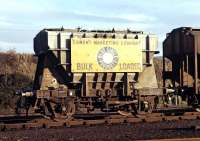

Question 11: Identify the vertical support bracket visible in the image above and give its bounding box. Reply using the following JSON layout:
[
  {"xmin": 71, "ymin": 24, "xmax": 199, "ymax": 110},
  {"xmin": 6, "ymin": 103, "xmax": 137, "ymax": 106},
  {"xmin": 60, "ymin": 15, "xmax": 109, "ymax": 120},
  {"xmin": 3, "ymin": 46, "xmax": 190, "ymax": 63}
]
[
  {"xmin": 124, "ymin": 72, "xmax": 129, "ymax": 96},
  {"xmin": 82, "ymin": 73, "xmax": 88, "ymax": 96},
  {"xmin": 194, "ymin": 36, "xmax": 198, "ymax": 94},
  {"xmin": 146, "ymin": 35, "xmax": 150, "ymax": 64}
]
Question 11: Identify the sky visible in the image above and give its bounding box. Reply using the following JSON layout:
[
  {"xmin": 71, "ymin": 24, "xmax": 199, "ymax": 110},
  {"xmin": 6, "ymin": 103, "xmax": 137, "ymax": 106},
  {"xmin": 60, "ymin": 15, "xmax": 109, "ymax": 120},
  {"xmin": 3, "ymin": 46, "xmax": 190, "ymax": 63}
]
[{"xmin": 0, "ymin": 0, "xmax": 200, "ymax": 55}]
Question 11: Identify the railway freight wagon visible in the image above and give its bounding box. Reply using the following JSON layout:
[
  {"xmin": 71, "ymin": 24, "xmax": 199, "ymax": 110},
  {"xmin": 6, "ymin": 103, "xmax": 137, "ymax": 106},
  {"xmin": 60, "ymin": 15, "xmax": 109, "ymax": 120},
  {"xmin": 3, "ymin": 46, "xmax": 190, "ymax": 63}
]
[
  {"xmin": 163, "ymin": 27, "xmax": 200, "ymax": 107},
  {"xmin": 24, "ymin": 28, "xmax": 161, "ymax": 118}
]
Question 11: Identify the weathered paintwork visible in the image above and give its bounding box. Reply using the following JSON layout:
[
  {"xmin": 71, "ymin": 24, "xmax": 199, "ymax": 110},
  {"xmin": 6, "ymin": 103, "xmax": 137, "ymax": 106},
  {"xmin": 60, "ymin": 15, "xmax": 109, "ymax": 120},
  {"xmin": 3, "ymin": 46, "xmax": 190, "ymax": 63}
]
[
  {"xmin": 71, "ymin": 38, "xmax": 142, "ymax": 72},
  {"xmin": 163, "ymin": 27, "xmax": 200, "ymax": 95},
  {"xmin": 33, "ymin": 28, "xmax": 158, "ymax": 97}
]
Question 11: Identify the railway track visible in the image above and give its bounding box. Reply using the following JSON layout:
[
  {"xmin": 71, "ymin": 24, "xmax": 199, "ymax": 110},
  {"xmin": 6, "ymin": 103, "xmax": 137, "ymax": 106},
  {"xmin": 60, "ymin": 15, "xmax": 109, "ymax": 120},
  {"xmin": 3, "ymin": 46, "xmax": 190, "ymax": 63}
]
[
  {"xmin": 140, "ymin": 138, "xmax": 200, "ymax": 141},
  {"xmin": 0, "ymin": 114, "xmax": 43, "ymax": 124},
  {"xmin": 1, "ymin": 111, "xmax": 200, "ymax": 131}
]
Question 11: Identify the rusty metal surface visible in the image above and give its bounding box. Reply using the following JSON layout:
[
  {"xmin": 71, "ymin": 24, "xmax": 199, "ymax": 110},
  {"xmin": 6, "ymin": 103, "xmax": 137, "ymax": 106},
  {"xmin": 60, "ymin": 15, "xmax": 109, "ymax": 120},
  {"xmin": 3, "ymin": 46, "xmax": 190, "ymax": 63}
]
[
  {"xmin": 1, "ymin": 112, "xmax": 200, "ymax": 131},
  {"xmin": 33, "ymin": 28, "xmax": 158, "ymax": 97},
  {"xmin": 28, "ymin": 28, "xmax": 161, "ymax": 119},
  {"xmin": 163, "ymin": 27, "xmax": 200, "ymax": 95}
]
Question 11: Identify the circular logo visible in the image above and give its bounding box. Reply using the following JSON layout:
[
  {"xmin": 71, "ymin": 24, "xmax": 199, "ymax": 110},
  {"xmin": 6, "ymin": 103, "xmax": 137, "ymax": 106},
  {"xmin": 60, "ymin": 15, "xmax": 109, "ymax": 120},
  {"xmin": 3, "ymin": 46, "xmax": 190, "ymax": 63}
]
[{"xmin": 97, "ymin": 47, "xmax": 119, "ymax": 69}]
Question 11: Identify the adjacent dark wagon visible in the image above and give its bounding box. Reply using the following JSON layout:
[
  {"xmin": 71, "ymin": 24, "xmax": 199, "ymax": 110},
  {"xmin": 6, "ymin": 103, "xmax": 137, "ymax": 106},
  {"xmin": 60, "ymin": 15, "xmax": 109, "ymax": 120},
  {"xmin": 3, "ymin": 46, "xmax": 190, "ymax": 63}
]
[{"xmin": 163, "ymin": 27, "xmax": 200, "ymax": 107}]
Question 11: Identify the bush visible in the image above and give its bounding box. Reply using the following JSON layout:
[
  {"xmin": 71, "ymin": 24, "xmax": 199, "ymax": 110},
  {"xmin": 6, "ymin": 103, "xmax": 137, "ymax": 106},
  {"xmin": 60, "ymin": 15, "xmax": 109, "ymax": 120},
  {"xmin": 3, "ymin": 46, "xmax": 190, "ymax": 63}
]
[{"xmin": 0, "ymin": 51, "xmax": 37, "ymax": 113}]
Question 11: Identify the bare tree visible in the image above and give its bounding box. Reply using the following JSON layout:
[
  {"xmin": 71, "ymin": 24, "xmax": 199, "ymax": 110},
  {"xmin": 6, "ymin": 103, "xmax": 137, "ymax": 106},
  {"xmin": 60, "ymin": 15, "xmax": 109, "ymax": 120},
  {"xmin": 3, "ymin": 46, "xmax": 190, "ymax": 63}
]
[{"xmin": 0, "ymin": 50, "xmax": 17, "ymax": 85}]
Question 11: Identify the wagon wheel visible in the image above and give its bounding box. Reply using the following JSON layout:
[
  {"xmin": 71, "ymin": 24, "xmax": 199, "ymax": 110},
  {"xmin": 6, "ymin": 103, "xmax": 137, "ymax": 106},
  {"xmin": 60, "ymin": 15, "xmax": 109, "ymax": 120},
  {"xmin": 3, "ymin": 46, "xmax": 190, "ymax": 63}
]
[
  {"xmin": 65, "ymin": 100, "xmax": 76, "ymax": 119},
  {"xmin": 117, "ymin": 104, "xmax": 137, "ymax": 117},
  {"xmin": 37, "ymin": 97, "xmax": 76, "ymax": 120},
  {"xmin": 117, "ymin": 110, "xmax": 132, "ymax": 116},
  {"xmin": 147, "ymin": 102, "xmax": 153, "ymax": 113},
  {"xmin": 52, "ymin": 98, "xmax": 76, "ymax": 120},
  {"xmin": 15, "ymin": 96, "xmax": 32, "ymax": 117},
  {"xmin": 145, "ymin": 97, "xmax": 156, "ymax": 114}
]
